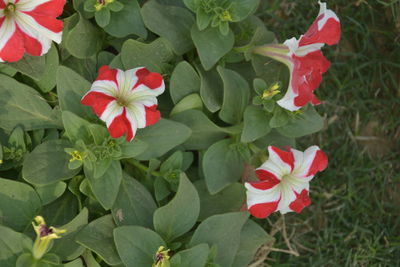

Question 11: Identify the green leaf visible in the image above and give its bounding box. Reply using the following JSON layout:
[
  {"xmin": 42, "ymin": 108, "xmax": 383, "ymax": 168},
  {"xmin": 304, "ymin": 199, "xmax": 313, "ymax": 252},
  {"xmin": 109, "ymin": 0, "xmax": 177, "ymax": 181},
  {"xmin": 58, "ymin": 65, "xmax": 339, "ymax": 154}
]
[
  {"xmin": 65, "ymin": 15, "xmax": 103, "ymax": 59},
  {"xmin": 63, "ymin": 258, "xmax": 84, "ymax": 267},
  {"xmin": 141, "ymin": 0, "xmax": 194, "ymax": 55},
  {"xmin": 50, "ymin": 208, "xmax": 89, "ymax": 261},
  {"xmin": 76, "ymin": 215, "xmax": 122, "ymax": 266},
  {"xmin": 269, "ymin": 107, "xmax": 290, "ymax": 128},
  {"xmin": 6, "ymin": 54, "xmax": 46, "ymax": 80},
  {"xmin": 35, "ymin": 182, "xmax": 67, "ymax": 205},
  {"xmin": 104, "ymin": 0, "xmax": 147, "ymax": 38},
  {"xmin": 41, "ymin": 191, "xmax": 78, "ymax": 226},
  {"xmin": 118, "ymin": 138, "xmax": 148, "ymax": 159},
  {"xmin": 277, "ymin": 106, "xmax": 324, "ymax": 138},
  {"xmin": 95, "ymin": 8, "xmax": 111, "ymax": 27},
  {"xmin": 232, "ymin": 220, "xmax": 274, "ymax": 267},
  {"xmin": 189, "ymin": 212, "xmax": 249, "ymax": 267},
  {"xmin": 135, "ymin": 119, "xmax": 191, "ymax": 160},
  {"xmin": 56, "ymin": 66, "xmax": 96, "ymax": 120},
  {"xmin": 196, "ymin": 7, "xmax": 212, "ymax": 30},
  {"xmin": 62, "ymin": 111, "xmax": 92, "ymax": 144},
  {"xmin": 170, "ymin": 93, "xmax": 203, "ymax": 116},
  {"xmin": 112, "ymin": 173, "xmax": 157, "ymax": 228},
  {"xmin": 241, "ymin": 105, "xmax": 271, "ymax": 142},
  {"xmin": 203, "ymin": 139, "xmax": 245, "ymax": 194},
  {"xmin": 191, "ymin": 26, "xmax": 234, "ymax": 70},
  {"xmin": 114, "ymin": 226, "xmax": 165, "ymax": 267},
  {"xmin": 171, "ymin": 109, "xmax": 226, "ymax": 150},
  {"xmin": 0, "ymin": 225, "xmax": 32, "ymax": 267},
  {"xmin": 194, "ymin": 181, "xmax": 246, "ymax": 221},
  {"xmin": 254, "ymin": 129, "xmax": 295, "ymax": 149},
  {"xmin": 0, "ymin": 63, "xmax": 17, "ymax": 76},
  {"xmin": 120, "ymin": 38, "xmax": 174, "ymax": 73},
  {"xmin": 34, "ymin": 45, "xmax": 59, "ymax": 92},
  {"xmin": 170, "ymin": 244, "xmax": 209, "ymax": 267},
  {"xmin": 154, "ymin": 174, "xmax": 200, "ymax": 242},
  {"xmin": 86, "ymin": 160, "xmax": 122, "ymax": 210},
  {"xmin": 22, "ymin": 140, "xmax": 80, "ymax": 185},
  {"xmin": 0, "ymin": 74, "xmax": 61, "ymax": 131},
  {"xmin": 183, "ymin": 0, "xmax": 197, "ymax": 12},
  {"xmin": 0, "ymin": 178, "xmax": 41, "ymax": 232},
  {"xmin": 217, "ymin": 66, "xmax": 250, "ymax": 124},
  {"xmin": 170, "ymin": 61, "xmax": 200, "ymax": 104},
  {"xmin": 197, "ymin": 66, "xmax": 223, "ymax": 112},
  {"xmin": 229, "ymin": 0, "xmax": 260, "ymax": 22}
]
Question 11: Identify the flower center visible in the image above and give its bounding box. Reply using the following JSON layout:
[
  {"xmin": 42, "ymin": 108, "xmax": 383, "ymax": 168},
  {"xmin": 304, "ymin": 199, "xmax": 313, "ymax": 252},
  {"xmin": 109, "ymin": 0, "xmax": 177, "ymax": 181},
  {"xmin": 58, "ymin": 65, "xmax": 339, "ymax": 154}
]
[
  {"xmin": 4, "ymin": 3, "xmax": 16, "ymax": 17},
  {"xmin": 39, "ymin": 225, "xmax": 53, "ymax": 237},
  {"xmin": 116, "ymin": 97, "xmax": 129, "ymax": 107}
]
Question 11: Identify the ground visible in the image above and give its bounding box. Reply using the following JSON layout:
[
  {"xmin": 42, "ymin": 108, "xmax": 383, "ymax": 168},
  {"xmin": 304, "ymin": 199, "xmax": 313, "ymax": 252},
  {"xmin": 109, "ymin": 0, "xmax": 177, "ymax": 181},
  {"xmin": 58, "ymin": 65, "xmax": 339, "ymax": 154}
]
[{"xmin": 254, "ymin": 1, "xmax": 400, "ymax": 266}]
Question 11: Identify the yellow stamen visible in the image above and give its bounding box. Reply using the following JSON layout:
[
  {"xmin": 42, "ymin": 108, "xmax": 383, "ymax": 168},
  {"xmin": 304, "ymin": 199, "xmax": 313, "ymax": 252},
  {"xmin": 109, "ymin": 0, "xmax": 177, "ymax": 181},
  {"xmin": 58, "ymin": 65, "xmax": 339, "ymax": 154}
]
[{"xmin": 262, "ymin": 82, "xmax": 281, "ymax": 99}]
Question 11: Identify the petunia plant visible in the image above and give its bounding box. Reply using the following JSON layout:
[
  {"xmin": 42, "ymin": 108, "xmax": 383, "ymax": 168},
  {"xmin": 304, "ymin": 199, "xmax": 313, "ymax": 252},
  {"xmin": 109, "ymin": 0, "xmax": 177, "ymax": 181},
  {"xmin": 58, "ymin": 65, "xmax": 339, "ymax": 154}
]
[{"xmin": 0, "ymin": 1, "xmax": 340, "ymax": 267}]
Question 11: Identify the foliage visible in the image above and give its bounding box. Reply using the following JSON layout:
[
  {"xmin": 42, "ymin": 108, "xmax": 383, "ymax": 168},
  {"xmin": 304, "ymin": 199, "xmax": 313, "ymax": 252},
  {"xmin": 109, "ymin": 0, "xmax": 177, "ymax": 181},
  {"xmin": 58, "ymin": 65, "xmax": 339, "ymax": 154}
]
[{"xmin": 0, "ymin": 0, "xmax": 337, "ymax": 266}]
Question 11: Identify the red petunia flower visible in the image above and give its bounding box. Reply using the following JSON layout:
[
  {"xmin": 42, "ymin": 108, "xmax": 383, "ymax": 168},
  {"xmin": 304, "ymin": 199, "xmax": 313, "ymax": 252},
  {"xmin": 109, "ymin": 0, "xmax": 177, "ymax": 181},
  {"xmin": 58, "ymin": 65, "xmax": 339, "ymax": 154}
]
[
  {"xmin": 81, "ymin": 66, "xmax": 165, "ymax": 142},
  {"xmin": 0, "ymin": 0, "xmax": 65, "ymax": 62},
  {"xmin": 245, "ymin": 146, "xmax": 328, "ymax": 218},
  {"xmin": 253, "ymin": 2, "xmax": 340, "ymax": 111}
]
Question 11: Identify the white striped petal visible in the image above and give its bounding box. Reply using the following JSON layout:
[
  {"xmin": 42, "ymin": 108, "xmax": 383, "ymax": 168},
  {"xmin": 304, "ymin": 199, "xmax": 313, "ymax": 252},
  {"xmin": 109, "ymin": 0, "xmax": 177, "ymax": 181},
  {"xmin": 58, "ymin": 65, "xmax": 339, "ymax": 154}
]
[
  {"xmin": 16, "ymin": 0, "xmax": 52, "ymax": 12},
  {"xmin": 90, "ymin": 80, "xmax": 119, "ymax": 97},
  {"xmin": 245, "ymin": 183, "xmax": 281, "ymax": 208},
  {"xmin": 0, "ymin": 18, "xmax": 16, "ymax": 51},
  {"xmin": 125, "ymin": 104, "xmax": 146, "ymax": 129},
  {"xmin": 100, "ymin": 101, "xmax": 123, "ymax": 127}
]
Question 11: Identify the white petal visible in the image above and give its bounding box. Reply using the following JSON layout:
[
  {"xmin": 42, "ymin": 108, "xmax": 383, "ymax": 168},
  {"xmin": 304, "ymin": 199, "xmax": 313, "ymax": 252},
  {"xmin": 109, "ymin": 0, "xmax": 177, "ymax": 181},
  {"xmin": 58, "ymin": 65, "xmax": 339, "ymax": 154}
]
[
  {"xmin": 294, "ymin": 146, "xmax": 321, "ymax": 178},
  {"xmin": 0, "ymin": 18, "xmax": 16, "ymax": 51},
  {"xmin": 116, "ymin": 68, "xmax": 137, "ymax": 97},
  {"xmin": 267, "ymin": 146, "xmax": 293, "ymax": 174},
  {"xmin": 90, "ymin": 80, "xmax": 119, "ymax": 97},
  {"xmin": 16, "ymin": 0, "xmax": 52, "ymax": 11},
  {"xmin": 100, "ymin": 101, "xmax": 123, "ymax": 127},
  {"xmin": 125, "ymin": 103, "xmax": 146, "ymax": 129},
  {"xmin": 245, "ymin": 182, "xmax": 281, "ymax": 208}
]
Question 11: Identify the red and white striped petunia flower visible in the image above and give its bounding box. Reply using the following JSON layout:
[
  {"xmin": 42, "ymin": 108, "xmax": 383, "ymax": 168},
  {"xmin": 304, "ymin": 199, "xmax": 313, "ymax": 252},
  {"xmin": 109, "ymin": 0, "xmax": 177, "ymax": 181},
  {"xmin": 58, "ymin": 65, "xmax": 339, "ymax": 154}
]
[
  {"xmin": 245, "ymin": 146, "xmax": 328, "ymax": 218},
  {"xmin": 0, "ymin": 0, "xmax": 65, "ymax": 62},
  {"xmin": 253, "ymin": 1, "xmax": 340, "ymax": 111},
  {"xmin": 81, "ymin": 65, "xmax": 165, "ymax": 142}
]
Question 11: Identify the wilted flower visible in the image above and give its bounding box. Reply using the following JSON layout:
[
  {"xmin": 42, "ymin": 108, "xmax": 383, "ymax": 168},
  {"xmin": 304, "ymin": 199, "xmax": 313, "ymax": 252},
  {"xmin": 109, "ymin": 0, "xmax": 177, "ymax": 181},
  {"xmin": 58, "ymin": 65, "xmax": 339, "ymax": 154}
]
[
  {"xmin": 32, "ymin": 216, "xmax": 66, "ymax": 259},
  {"xmin": 245, "ymin": 146, "xmax": 328, "ymax": 218},
  {"xmin": 152, "ymin": 246, "xmax": 170, "ymax": 267},
  {"xmin": 0, "ymin": 0, "xmax": 65, "ymax": 62},
  {"xmin": 253, "ymin": 2, "xmax": 340, "ymax": 111},
  {"xmin": 81, "ymin": 65, "xmax": 165, "ymax": 141}
]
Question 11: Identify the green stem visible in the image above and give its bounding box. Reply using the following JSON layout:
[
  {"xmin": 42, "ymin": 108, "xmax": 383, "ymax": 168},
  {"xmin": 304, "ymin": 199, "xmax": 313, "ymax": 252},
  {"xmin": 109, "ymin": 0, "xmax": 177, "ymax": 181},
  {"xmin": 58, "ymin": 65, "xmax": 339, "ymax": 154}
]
[{"xmin": 126, "ymin": 159, "xmax": 161, "ymax": 177}]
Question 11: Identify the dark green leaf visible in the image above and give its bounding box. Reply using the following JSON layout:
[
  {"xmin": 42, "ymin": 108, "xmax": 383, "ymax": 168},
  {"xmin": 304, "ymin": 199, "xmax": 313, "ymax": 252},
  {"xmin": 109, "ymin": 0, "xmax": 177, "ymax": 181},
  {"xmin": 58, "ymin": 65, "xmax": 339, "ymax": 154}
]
[
  {"xmin": 6, "ymin": 54, "xmax": 46, "ymax": 80},
  {"xmin": 35, "ymin": 182, "xmax": 67, "ymax": 205},
  {"xmin": 217, "ymin": 66, "xmax": 250, "ymax": 124},
  {"xmin": 203, "ymin": 139, "xmax": 245, "ymax": 194},
  {"xmin": 189, "ymin": 212, "xmax": 249, "ymax": 267},
  {"xmin": 241, "ymin": 105, "xmax": 271, "ymax": 142},
  {"xmin": 197, "ymin": 66, "xmax": 223, "ymax": 112},
  {"xmin": 191, "ymin": 26, "xmax": 234, "ymax": 70},
  {"xmin": 76, "ymin": 215, "xmax": 122, "ymax": 266},
  {"xmin": 23, "ymin": 140, "xmax": 80, "ymax": 185},
  {"xmin": 154, "ymin": 174, "xmax": 200, "ymax": 242},
  {"xmin": 112, "ymin": 173, "xmax": 157, "ymax": 228},
  {"xmin": 229, "ymin": 0, "xmax": 260, "ymax": 22},
  {"xmin": 0, "ymin": 178, "xmax": 41, "ymax": 231},
  {"xmin": 0, "ymin": 225, "xmax": 31, "ymax": 267},
  {"xmin": 35, "ymin": 45, "xmax": 59, "ymax": 92},
  {"xmin": 170, "ymin": 93, "xmax": 203, "ymax": 116},
  {"xmin": 0, "ymin": 74, "xmax": 61, "ymax": 131},
  {"xmin": 141, "ymin": 0, "xmax": 194, "ymax": 55},
  {"xmin": 170, "ymin": 244, "xmax": 209, "ymax": 267},
  {"xmin": 95, "ymin": 8, "xmax": 111, "ymax": 27},
  {"xmin": 170, "ymin": 61, "xmax": 200, "ymax": 104},
  {"xmin": 114, "ymin": 226, "xmax": 165, "ymax": 267}
]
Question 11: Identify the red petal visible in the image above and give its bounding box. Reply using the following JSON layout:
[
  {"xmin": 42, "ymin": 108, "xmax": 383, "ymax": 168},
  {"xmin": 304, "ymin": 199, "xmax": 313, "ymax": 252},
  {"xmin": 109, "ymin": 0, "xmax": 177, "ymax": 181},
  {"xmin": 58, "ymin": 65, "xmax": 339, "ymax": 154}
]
[
  {"xmin": 306, "ymin": 150, "xmax": 328, "ymax": 176},
  {"xmin": 289, "ymin": 189, "xmax": 311, "ymax": 213},
  {"xmin": 108, "ymin": 109, "xmax": 135, "ymax": 141},
  {"xmin": 248, "ymin": 201, "xmax": 279, "ymax": 218},
  {"xmin": 96, "ymin": 65, "xmax": 118, "ymax": 85},
  {"xmin": 0, "ymin": 1, "xmax": 5, "ymax": 8},
  {"xmin": 144, "ymin": 105, "xmax": 160, "ymax": 126},
  {"xmin": 270, "ymin": 146, "xmax": 295, "ymax": 171},
  {"xmin": 133, "ymin": 68, "xmax": 163, "ymax": 90},
  {"xmin": 81, "ymin": 91, "xmax": 116, "ymax": 117},
  {"xmin": 23, "ymin": 13, "xmax": 63, "ymax": 33},
  {"xmin": 25, "ymin": 0, "xmax": 66, "ymax": 17},
  {"xmin": 20, "ymin": 28, "xmax": 42, "ymax": 56},
  {"xmin": 254, "ymin": 169, "xmax": 281, "ymax": 189},
  {"xmin": 299, "ymin": 15, "xmax": 341, "ymax": 47},
  {"xmin": 0, "ymin": 29, "xmax": 24, "ymax": 62}
]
